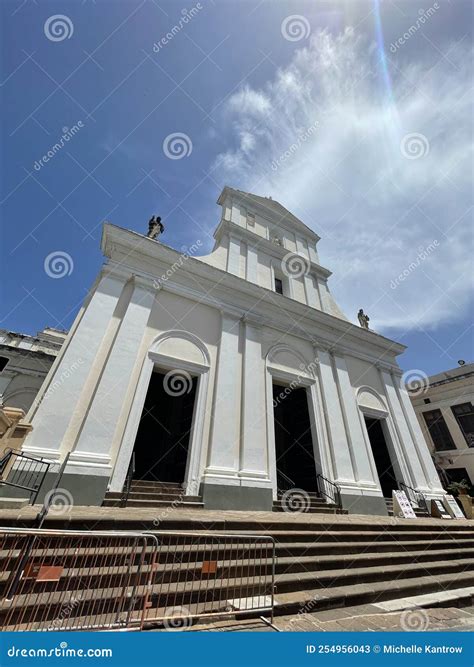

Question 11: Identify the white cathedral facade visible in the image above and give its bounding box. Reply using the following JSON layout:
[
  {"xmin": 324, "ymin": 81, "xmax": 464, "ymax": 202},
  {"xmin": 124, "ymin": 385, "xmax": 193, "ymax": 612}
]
[{"xmin": 22, "ymin": 187, "xmax": 445, "ymax": 515}]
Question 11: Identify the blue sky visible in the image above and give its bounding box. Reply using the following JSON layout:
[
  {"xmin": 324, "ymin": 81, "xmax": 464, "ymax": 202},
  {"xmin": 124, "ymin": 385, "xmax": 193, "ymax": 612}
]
[{"xmin": 1, "ymin": 0, "xmax": 472, "ymax": 376}]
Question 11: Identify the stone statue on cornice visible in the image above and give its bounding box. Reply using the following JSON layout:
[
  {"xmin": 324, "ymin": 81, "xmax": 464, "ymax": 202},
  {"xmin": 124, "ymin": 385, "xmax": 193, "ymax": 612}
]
[{"xmin": 358, "ymin": 308, "xmax": 370, "ymax": 329}]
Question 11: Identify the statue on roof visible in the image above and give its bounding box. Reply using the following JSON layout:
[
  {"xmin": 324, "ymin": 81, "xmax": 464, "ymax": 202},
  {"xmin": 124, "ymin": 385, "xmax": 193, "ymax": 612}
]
[
  {"xmin": 147, "ymin": 215, "xmax": 164, "ymax": 240},
  {"xmin": 358, "ymin": 308, "xmax": 370, "ymax": 329}
]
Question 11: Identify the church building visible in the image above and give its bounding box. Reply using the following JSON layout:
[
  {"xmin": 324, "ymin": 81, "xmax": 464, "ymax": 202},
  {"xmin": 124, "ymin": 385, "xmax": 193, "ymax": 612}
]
[{"xmin": 22, "ymin": 187, "xmax": 445, "ymax": 515}]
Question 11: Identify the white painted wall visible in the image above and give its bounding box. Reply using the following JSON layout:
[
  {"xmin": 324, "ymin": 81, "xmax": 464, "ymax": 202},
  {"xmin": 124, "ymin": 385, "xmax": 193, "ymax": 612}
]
[{"xmin": 20, "ymin": 188, "xmax": 443, "ymax": 510}]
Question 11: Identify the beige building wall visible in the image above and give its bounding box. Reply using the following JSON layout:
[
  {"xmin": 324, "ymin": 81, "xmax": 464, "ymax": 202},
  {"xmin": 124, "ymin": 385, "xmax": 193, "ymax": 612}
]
[{"xmin": 409, "ymin": 364, "xmax": 474, "ymax": 486}]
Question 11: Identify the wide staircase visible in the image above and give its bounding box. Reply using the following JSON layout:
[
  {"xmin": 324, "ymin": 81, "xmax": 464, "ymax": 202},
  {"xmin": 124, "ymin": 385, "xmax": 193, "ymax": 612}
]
[
  {"xmin": 1, "ymin": 510, "xmax": 473, "ymax": 629},
  {"xmin": 102, "ymin": 480, "xmax": 204, "ymax": 509}
]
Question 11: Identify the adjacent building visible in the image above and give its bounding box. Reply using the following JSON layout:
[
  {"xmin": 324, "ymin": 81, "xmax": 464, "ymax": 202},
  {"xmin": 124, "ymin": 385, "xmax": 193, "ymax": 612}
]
[
  {"xmin": 0, "ymin": 328, "xmax": 67, "ymax": 412},
  {"xmin": 409, "ymin": 363, "xmax": 474, "ymax": 488},
  {"xmin": 20, "ymin": 188, "xmax": 445, "ymax": 514}
]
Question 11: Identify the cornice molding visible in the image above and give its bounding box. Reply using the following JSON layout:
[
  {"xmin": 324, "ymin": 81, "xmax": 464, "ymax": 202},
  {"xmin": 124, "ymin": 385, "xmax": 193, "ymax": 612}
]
[
  {"xmin": 214, "ymin": 219, "xmax": 331, "ymax": 280},
  {"xmin": 100, "ymin": 224, "xmax": 407, "ymax": 367}
]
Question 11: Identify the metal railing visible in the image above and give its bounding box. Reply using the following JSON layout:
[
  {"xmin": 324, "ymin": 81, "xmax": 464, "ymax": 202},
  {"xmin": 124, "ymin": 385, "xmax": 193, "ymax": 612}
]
[
  {"xmin": 120, "ymin": 452, "xmax": 135, "ymax": 507},
  {"xmin": 398, "ymin": 481, "xmax": 428, "ymax": 513},
  {"xmin": 35, "ymin": 453, "xmax": 70, "ymax": 528},
  {"xmin": 144, "ymin": 531, "xmax": 276, "ymax": 629},
  {"xmin": 316, "ymin": 473, "xmax": 342, "ymax": 509},
  {"xmin": 276, "ymin": 469, "xmax": 296, "ymax": 497},
  {"xmin": 0, "ymin": 528, "xmax": 276, "ymax": 631},
  {"xmin": 0, "ymin": 528, "xmax": 157, "ymax": 631},
  {"xmin": 0, "ymin": 449, "xmax": 50, "ymax": 504}
]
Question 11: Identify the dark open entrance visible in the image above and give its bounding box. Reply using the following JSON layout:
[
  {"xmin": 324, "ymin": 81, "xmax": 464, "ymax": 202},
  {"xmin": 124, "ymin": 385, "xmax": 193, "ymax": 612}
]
[
  {"xmin": 133, "ymin": 370, "xmax": 198, "ymax": 483},
  {"xmin": 273, "ymin": 383, "xmax": 316, "ymax": 490},
  {"xmin": 364, "ymin": 417, "xmax": 397, "ymax": 497}
]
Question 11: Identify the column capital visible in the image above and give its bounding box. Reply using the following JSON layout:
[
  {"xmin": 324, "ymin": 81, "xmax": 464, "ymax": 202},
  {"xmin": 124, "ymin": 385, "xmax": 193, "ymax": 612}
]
[
  {"xmin": 241, "ymin": 313, "xmax": 263, "ymax": 329},
  {"xmin": 375, "ymin": 361, "xmax": 402, "ymax": 376}
]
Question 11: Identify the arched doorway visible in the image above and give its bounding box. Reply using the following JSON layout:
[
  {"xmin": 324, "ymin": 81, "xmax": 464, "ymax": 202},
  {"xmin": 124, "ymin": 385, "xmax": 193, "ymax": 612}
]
[
  {"xmin": 357, "ymin": 387, "xmax": 403, "ymax": 498},
  {"xmin": 110, "ymin": 331, "xmax": 210, "ymax": 495}
]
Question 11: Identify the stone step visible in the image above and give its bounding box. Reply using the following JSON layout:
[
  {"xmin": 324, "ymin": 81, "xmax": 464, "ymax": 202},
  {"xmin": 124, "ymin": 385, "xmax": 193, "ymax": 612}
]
[
  {"xmin": 2, "ymin": 538, "xmax": 473, "ymax": 570},
  {"xmin": 129, "ymin": 480, "xmax": 184, "ymax": 490},
  {"xmin": 4, "ymin": 549, "xmax": 471, "ymax": 597},
  {"xmin": 147, "ymin": 525, "xmax": 474, "ymax": 540},
  {"xmin": 101, "ymin": 498, "xmax": 204, "ymax": 509},
  {"xmin": 272, "ymin": 538, "xmax": 474, "ymax": 555},
  {"xmin": 273, "ymin": 570, "xmax": 474, "ymax": 616},
  {"xmin": 104, "ymin": 491, "xmax": 198, "ymax": 502},
  {"xmin": 277, "ymin": 492, "xmax": 323, "ymax": 499},
  {"xmin": 272, "ymin": 506, "xmax": 346, "ymax": 515},
  {"xmin": 3, "ymin": 555, "xmax": 472, "ymax": 629}
]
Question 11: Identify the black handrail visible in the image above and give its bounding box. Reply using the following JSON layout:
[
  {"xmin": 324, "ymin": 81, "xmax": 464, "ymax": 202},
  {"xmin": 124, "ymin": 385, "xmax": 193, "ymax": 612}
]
[
  {"xmin": 398, "ymin": 480, "xmax": 428, "ymax": 512},
  {"xmin": 120, "ymin": 452, "xmax": 135, "ymax": 507},
  {"xmin": 316, "ymin": 473, "xmax": 342, "ymax": 509},
  {"xmin": 0, "ymin": 448, "xmax": 50, "ymax": 504},
  {"xmin": 35, "ymin": 452, "xmax": 70, "ymax": 527}
]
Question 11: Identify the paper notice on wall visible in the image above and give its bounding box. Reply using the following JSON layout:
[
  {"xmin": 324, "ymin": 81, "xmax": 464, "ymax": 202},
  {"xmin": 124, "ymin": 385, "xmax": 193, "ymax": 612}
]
[
  {"xmin": 392, "ymin": 490, "xmax": 416, "ymax": 518},
  {"xmin": 442, "ymin": 494, "xmax": 465, "ymax": 519}
]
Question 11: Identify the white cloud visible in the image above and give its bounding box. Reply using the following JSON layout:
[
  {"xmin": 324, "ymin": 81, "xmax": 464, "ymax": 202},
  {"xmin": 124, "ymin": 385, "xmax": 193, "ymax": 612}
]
[{"xmin": 214, "ymin": 28, "xmax": 473, "ymax": 332}]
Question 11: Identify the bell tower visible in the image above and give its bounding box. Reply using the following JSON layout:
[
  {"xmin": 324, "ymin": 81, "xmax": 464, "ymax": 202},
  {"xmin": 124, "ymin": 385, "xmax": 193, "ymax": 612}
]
[{"xmin": 198, "ymin": 186, "xmax": 348, "ymax": 320}]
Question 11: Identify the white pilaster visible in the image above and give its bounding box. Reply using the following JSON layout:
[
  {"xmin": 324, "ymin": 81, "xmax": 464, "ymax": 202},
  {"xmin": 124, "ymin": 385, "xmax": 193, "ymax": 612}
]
[
  {"xmin": 240, "ymin": 320, "xmax": 269, "ymax": 481},
  {"xmin": 203, "ymin": 312, "xmax": 241, "ymax": 481},
  {"xmin": 246, "ymin": 244, "xmax": 258, "ymax": 283},
  {"xmin": 381, "ymin": 370, "xmax": 431, "ymax": 490},
  {"xmin": 23, "ymin": 274, "xmax": 125, "ymax": 460},
  {"xmin": 227, "ymin": 235, "xmax": 241, "ymax": 276},
  {"xmin": 316, "ymin": 349, "xmax": 356, "ymax": 483},
  {"xmin": 333, "ymin": 354, "xmax": 377, "ymax": 485},
  {"xmin": 303, "ymin": 275, "xmax": 321, "ymax": 309},
  {"xmin": 72, "ymin": 280, "xmax": 155, "ymax": 467},
  {"xmin": 316, "ymin": 278, "xmax": 331, "ymax": 312}
]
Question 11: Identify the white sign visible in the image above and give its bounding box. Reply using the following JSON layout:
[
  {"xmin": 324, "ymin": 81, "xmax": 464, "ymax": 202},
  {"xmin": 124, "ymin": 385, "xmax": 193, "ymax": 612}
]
[
  {"xmin": 443, "ymin": 495, "xmax": 465, "ymax": 519},
  {"xmin": 392, "ymin": 490, "xmax": 416, "ymax": 518},
  {"xmin": 431, "ymin": 499, "xmax": 451, "ymax": 519}
]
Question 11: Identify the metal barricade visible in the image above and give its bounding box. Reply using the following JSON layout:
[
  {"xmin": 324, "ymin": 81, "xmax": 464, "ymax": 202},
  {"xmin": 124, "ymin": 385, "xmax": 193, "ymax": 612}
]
[
  {"xmin": 144, "ymin": 531, "xmax": 276, "ymax": 628},
  {"xmin": 0, "ymin": 528, "xmax": 157, "ymax": 631}
]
